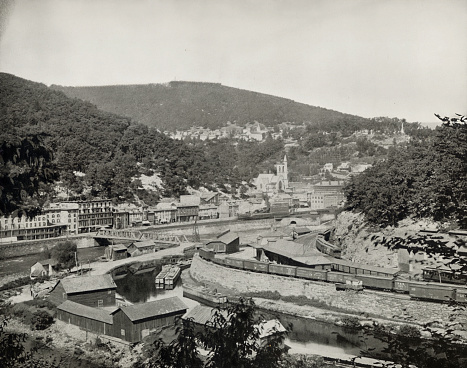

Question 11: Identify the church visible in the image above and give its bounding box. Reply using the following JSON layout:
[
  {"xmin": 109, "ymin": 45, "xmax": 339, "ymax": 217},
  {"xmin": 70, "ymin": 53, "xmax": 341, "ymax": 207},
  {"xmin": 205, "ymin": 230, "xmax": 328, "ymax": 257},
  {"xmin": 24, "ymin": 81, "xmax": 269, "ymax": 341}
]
[{"xmin": 254, "ymin": 155, "xmax": 289, "ymax": 194}]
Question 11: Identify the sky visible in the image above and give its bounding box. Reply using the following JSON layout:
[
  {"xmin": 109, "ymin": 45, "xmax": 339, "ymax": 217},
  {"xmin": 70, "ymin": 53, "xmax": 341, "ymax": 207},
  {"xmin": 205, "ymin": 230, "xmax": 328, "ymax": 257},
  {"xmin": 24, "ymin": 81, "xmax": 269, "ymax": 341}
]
[{"xmin": 0, "ymin": 0, "xmax": 466, "ymax": 123}]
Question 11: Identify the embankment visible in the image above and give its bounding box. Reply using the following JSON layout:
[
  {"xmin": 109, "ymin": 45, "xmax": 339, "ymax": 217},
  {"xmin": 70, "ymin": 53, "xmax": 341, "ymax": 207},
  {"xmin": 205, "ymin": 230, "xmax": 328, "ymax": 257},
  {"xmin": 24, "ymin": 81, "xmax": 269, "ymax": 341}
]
[{"xmin": 189, "ymin": 255, "xmax": 465, "ymax": 329}]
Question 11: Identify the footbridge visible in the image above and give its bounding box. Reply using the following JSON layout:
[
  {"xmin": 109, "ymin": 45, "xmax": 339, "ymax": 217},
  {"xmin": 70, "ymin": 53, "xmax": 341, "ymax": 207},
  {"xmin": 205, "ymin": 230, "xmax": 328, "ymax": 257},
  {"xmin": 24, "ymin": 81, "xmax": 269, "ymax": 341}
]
[{"xmin": 95, "ymin": 228, "xmax": 189, "ymax": 244}]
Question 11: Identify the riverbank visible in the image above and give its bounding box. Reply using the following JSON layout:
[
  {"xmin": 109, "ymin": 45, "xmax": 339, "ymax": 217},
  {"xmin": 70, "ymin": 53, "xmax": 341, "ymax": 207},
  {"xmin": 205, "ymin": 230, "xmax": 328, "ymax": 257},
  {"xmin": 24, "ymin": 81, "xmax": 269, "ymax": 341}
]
[{"xmin": 188, "ymin": 254, "xmax": 467, "ymax": 338}]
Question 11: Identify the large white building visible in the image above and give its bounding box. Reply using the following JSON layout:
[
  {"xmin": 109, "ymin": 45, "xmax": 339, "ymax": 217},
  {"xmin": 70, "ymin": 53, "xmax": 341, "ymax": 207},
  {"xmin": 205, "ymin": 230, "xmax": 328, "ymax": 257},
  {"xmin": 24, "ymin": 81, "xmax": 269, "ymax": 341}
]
[{"xmin": 254, "ymin": 155, "xmax": 289, "ymax": 194}]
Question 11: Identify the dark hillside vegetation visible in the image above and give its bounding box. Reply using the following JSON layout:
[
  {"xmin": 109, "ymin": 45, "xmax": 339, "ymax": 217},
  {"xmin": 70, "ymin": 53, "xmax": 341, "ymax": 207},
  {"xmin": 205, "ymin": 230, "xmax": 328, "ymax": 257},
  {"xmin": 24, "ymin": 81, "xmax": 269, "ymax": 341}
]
[
  {"xmin": 52, "ymin": 81, "xmax": 371, "ymax": 131},
  {"xmin": 0, "ymin": 73, "xmax": 286, "ymax": 202},
  {"xmin": 344, "ymin": 121, "xmax": 467, "ymax": 228}
]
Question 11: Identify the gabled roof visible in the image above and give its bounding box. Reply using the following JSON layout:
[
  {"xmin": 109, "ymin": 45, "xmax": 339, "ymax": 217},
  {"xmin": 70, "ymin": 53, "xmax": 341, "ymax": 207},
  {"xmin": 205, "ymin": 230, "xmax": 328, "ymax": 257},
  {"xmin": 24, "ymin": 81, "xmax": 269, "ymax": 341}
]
[
  {"xmin": 200, "ymin": 192, "xmax": 219, "ymax": 201},
  {"xmin": 57, "ymin": 300, "xmax": 113, "ymax": 324},
  {"xmin": 182, "ymin": 304, "xmax": 228, "ymax": 325},
  {"xmin": 208, "ymin": 231, "xmax": 239, "ymax": 245},
  {"xmin": 117, "ymin": 296, "xmax": 187, "ymax": 322},
  {"xmin": 129, "ymin": 240, "xmax": 156, "ymax": 248},
  {"xmin": 60, "ymin": 274, "xmax": 117, "ymax": 294},
  {"xmin": 35, "ymin": 259, "xmax": 58, "ymax": 267},
  {"xmin": 111, "ymin": 244, "xmax": 128, "ymax": 251}
]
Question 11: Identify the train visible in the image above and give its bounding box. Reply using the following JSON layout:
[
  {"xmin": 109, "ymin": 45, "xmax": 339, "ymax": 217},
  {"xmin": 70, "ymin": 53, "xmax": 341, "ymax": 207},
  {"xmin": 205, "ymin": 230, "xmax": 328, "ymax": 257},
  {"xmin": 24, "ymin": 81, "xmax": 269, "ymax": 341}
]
[
  {"xmin": 315, "ymin": 237, "xmax": 342, "ymax": 258},
  {"xmin": 198, "ymin": 248, "xmax": 467, "ymax": 304}
]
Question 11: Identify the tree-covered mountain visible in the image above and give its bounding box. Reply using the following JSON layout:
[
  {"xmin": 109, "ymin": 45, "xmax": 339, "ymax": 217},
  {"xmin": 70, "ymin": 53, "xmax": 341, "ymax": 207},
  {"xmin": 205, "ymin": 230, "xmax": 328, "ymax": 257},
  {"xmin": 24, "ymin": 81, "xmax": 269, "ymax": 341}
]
[
  {"xmin": 0, "ymin": 73, "xmax": 286, "ymax": 203},
  {"xmin": 52, "ymin": 81, "xmax": 371, "ymax": 131}
]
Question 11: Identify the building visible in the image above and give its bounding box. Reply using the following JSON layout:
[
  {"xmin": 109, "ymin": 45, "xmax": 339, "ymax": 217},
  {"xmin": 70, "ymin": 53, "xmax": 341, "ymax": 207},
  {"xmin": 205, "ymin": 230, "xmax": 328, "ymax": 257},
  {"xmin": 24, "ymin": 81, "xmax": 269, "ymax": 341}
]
[
  {"xmin": 111, "ymin": 297, "xmax": 187, "ymax": 343},
  {"xmin": 105, "ymin": 244, "xmax": 129, "ymax": 261},
  {"xmin": 199, "ymin": 204, "xmax": 218, "ymax": 220},
  {"xmin": 150, "ymin": 203, "xmax": 178, "ymax": 224},
  {"xmin": 177, "ymin": 204, "xmax": 199, "ymax": 222},
  {"xmin": 200, "ymin": 192, "xmax": 220, "ymax": 206},
  {"xmin": 66, "ymin": 199, "xmax": 114, "ymax": 233},
  {"xmin": 217, "ymin": 201, "xmax": 239, "ymax": 219},
  {"xmin": 48, "ymin": 274, "xmax": 117, "ymax": 307},
  {"xmin": 30, "ymin": 259, "xmax": 59, "ymax": 279},
  {"xmin": 127, "ymin": 240, "xmax": 158, "ymax": 257},
  {"xmin": 205, "ymin": 230, "xmax": 240, "ymax": 254},
  {"xmin": 253, "ymin": 155, "xmax": 289, "ymax": 194},
  {"xmin": 0, "ymin": 202, "xmax": 79, "ymax": 242},
  {"xmin": 56, "ymin": 300, "xmax": 114, "ymax": 336},
  {"xmin": 113, "ymin": 211, "xmax": 130, "ymax": 229}
]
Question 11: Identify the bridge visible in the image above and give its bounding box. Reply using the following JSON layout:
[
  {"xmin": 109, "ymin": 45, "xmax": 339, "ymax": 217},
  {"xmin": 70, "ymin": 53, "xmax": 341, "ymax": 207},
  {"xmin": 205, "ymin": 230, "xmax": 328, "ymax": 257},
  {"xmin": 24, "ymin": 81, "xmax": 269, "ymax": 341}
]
[{"xmin": 95, "ymin": 229, "xmax": 189, "ymax": 244}]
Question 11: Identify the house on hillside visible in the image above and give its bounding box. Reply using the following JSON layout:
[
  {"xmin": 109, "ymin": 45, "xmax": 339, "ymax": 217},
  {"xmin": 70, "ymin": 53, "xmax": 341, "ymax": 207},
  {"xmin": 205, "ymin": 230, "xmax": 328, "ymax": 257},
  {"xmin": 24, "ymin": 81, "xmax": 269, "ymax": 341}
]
[
  {"xmin": 30, "ymin": 259, "xmax": 59, "ymax": 279},
  {"xmin": 111, "ymin": 296, "xmax": 187, "ymax": 343},
  {"xmin": 127, "ymin": 240, "xmax": 158, "ymax": 257},
  {"xmin": 200, "ymin": 192, "xmax": 220, "ymax": 206},
  {"xmin": 205, "ymin": 230, "xmax": 240, "ymax": 254},
  {"xmin": 48, "ymin": 274, "xmax": 117, "ymax": 307}
]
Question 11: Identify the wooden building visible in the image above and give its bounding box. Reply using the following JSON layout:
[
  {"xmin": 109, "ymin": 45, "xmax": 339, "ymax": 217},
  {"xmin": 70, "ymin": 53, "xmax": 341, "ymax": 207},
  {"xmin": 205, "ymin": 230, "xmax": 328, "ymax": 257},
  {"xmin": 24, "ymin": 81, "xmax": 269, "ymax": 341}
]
[
  {"xmin": 48, "ymin": 274, "xmax": 117, "ymax": 307},
  {"xmin": 205, "ymin": 230, "xmax": 240, "ymax": 254},
  {"xmin": 111, "ymin": 296, "xmax": 187, "ymax": 343},
  {"xmin": 30, "ymin": 259, "xmax": 58, "ymax": 278},
  {"xmin": 127, "ymin": 240, "xmax": 157, "ymax": 257},
  {"xmin": 105, "ymin": 244, "xmax": 129, "ymax": 261},
  {"xmin": 56, "ymin": 300, "xmax": 114, "ymax": 336}
]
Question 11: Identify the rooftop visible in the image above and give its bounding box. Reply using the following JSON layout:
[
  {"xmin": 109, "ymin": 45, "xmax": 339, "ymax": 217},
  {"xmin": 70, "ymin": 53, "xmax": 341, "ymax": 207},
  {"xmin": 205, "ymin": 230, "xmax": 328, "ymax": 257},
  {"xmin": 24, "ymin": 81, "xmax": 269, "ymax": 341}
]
[
  {"xmin": 117, "ymin": 296, "xmax": 187, "ymax": 322},
  {"xmin": 57, "ymin": 300, "xmax": 113, "ymax": 324},
  {"xmin": 60, "ymin": 274, "xmax": 116, "ymax": 294}
]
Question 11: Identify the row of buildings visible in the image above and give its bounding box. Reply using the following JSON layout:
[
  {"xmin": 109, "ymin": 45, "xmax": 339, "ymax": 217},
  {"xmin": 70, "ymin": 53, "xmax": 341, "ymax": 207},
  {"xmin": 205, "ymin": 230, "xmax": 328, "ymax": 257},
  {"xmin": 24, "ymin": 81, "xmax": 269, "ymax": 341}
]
[{"xmin": 168, "ymin": 121, "xmax": 304, "ymax": 143}]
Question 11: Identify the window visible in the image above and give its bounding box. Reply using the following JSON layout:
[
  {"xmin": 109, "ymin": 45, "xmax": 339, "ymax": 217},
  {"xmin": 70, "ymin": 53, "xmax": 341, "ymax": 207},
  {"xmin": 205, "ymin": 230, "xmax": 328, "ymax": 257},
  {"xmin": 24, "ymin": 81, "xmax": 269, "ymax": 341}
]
[
  {"xmin": 97, "ymin": 300, "xmax": 103, "ymax": 307},
  {"xmin": 121, "ymin": 329, "xmax": 125, "ymax": 336},
  {"xmin": 108, "ymin": 290, "xmax": 112, "ymax": 294}
]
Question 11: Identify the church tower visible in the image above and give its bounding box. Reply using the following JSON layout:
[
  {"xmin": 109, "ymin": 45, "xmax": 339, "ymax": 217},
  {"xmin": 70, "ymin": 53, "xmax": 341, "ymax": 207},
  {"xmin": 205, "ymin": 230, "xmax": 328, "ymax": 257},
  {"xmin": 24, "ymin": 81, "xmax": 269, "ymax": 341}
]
[{"xmin": 275, "ymin": 155, "xmax": 288, "ymax": 191}]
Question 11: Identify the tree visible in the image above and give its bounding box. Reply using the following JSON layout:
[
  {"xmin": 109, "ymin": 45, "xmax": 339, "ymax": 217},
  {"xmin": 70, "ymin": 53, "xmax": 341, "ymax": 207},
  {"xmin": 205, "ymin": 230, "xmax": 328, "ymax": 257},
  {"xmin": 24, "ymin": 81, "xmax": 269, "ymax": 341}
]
[
  {"xmin": 51, "ymin": 240, "xmax": 77, "ymax": 270},
  {"xmin": 143, "ymin": 298, "xmax": 287, "ymax": 368},
  {"xmin": 0, "ymin": 131, "xmax": 58, "ymax": 218},
  {"xmin": 0, "ymin": 303, "xmax": 31, "ymax": 367}
]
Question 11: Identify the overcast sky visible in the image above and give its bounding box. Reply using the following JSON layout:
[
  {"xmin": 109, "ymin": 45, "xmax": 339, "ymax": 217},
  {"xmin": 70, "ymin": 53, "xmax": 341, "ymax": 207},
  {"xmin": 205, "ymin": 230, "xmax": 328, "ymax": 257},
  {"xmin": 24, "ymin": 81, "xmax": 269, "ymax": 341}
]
[{"xmin": 0, "ymin": 0, "xmax": 466, "ymax": 123}]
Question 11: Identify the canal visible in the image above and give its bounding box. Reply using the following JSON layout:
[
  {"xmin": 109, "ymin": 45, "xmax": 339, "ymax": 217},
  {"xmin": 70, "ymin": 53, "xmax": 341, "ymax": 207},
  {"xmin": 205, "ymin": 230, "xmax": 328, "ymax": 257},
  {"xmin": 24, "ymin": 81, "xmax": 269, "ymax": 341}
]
[{"xmin": 113, "ymin": 267, "xmax": 371, "ymax": 360}]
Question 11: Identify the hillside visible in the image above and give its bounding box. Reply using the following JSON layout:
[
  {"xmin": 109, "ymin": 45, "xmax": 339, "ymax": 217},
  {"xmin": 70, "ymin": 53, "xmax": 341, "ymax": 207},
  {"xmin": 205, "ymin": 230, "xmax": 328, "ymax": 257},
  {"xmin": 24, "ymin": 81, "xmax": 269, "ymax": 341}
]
[
  {"xmin": 0, "ymin": 73, "xmax": 289, "ymax": 203},
  {"xmin": 51, "ymin": 81, "xmax": 370, "ymax": 131}
]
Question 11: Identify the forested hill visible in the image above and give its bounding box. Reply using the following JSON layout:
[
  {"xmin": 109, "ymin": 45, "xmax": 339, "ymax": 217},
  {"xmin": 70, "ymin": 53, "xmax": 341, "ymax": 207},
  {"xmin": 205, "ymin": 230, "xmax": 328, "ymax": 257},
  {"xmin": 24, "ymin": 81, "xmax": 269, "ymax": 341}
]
[
  {"xmin": 0, "ymin": 73, "xmax": 287, "ymax": 204},
  {"xmin": 51, "ymin": 81, "xmax": 370, "ymax": 131}
]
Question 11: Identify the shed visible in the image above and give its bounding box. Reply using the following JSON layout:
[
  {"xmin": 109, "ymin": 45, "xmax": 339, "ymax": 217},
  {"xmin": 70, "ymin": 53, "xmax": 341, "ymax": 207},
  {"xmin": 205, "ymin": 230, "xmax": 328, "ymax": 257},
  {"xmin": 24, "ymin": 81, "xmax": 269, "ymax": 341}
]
[
  {"xmin": 48, "ymin": 274, "xmax": 117, "ymax": 307},
  {"xmin": 111, "ymin": 296, "xmax": 187, "ymax": 343},
  {"xmin": 30, "ymin": 259, "xmax": 58, "ymax": 278},
  {"xmin": 57, "ymin": 300, "xmax": 113, "ymax": 336},
  {"xmin": 127, "ymin": 240, "xmax": 157, "ymax": 257},
  {"xmin": 105, "ymin": 244, "xmax": 129, "ymax": 261},
  {"xmin": 205, "ymin": 230, "xmax": 240, "ymax": 254}
]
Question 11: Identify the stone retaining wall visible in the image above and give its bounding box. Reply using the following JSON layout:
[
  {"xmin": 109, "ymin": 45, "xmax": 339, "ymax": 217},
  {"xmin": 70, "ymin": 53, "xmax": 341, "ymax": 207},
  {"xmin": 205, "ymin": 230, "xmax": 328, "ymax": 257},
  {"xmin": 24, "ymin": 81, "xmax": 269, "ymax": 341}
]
[{"xmin": 0, "ymin": 236, "xmax": 97, "ymax": 259}]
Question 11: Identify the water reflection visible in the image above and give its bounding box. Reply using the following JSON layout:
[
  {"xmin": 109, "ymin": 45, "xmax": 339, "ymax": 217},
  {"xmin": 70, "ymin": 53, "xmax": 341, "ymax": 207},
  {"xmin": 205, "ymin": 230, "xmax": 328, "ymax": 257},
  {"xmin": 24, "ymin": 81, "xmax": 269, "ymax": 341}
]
[{"xmin": 113, "ymin": 266, "xmax": 198, "ymax": 309}]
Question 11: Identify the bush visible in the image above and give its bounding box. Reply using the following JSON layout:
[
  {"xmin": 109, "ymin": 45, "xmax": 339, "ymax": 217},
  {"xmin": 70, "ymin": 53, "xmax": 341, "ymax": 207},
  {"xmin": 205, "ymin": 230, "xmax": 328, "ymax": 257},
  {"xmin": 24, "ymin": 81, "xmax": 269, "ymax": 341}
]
[
  {"xmin": 0, "ymin": 276, "xmax": 31, "ymax": 291},
  {"xmin": 341, "ymin": 316, "xmax": 361, "ymax": 330},
  {"xmin": 398, "ymin": 324, "xmax": 421, "ymax": 338},
  {"xmin": 30, "ymin": 310, "xmax": 54, "ymax": 330},
  {"xmin": 24, "ymin": 298, "xmax": 56, "ymax": 311}
]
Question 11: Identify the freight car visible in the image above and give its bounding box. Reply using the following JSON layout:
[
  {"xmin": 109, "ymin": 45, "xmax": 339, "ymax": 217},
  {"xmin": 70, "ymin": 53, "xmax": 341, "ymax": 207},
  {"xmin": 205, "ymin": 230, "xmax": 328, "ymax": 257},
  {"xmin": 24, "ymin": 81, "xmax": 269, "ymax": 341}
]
[
  {"xmin": 422, "ymin": 267, "xmax": 467, "ymax": 285},
  {"xmin": 315, "ymin": 237, "xmax": 341, "ymax": 258},
  {"xmin": 197, "ymin": 252, "xmax": 467, "ymax": 304},
  {"xmin": 408, "ymin": 282, "xmax": 456, "ymax": 303},
  {"xmin": 199, "ymin": 247, "xmax": 215, "ymax": 261}
]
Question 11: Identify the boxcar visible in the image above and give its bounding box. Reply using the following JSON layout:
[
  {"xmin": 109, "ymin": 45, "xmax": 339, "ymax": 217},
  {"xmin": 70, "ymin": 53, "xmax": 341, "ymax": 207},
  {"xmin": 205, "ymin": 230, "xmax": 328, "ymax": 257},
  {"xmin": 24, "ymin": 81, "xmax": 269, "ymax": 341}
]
[
  {"xmin": 409, "ymin": 283, "xmax": 455, "ymax": 302},
  {"xmin": 243, "ymin": 260, "xmax": 269, "ymax": 273},
  {"xmin": 326, "ymin": 271, "xmax": 346, "ymax": 284},
  {"xmin": 199, "ymin": 247, "xmax": 215, "ymax": 261},
  {"xmin": 393, "ymin": 279, "xmax": 411, "ymax": 293},
  {"xmin": 455, "ymin": 287, "xmax": 467, "ymax": 304},
  {"xmin": 296, "ymin": 267, "xmax": 327, "ymax": 281},
  {"xmin": 355, "ymin": 275, "xmax": 393, "ymax": 291},
  {"xmin": 223, "ymin": 258, "xmax": 244, "ymax": 269},
  {"xmin": 269, "ymin": 264, "xmax": 297, "ymax": 277}
]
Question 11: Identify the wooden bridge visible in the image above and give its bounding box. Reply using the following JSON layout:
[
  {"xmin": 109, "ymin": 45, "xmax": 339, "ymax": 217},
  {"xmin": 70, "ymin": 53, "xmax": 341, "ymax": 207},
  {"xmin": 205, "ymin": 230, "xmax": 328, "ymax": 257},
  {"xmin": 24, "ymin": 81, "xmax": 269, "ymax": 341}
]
[{"xmin": 95, "ymin": 228, "xmax": 189, "ymax": 243}]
